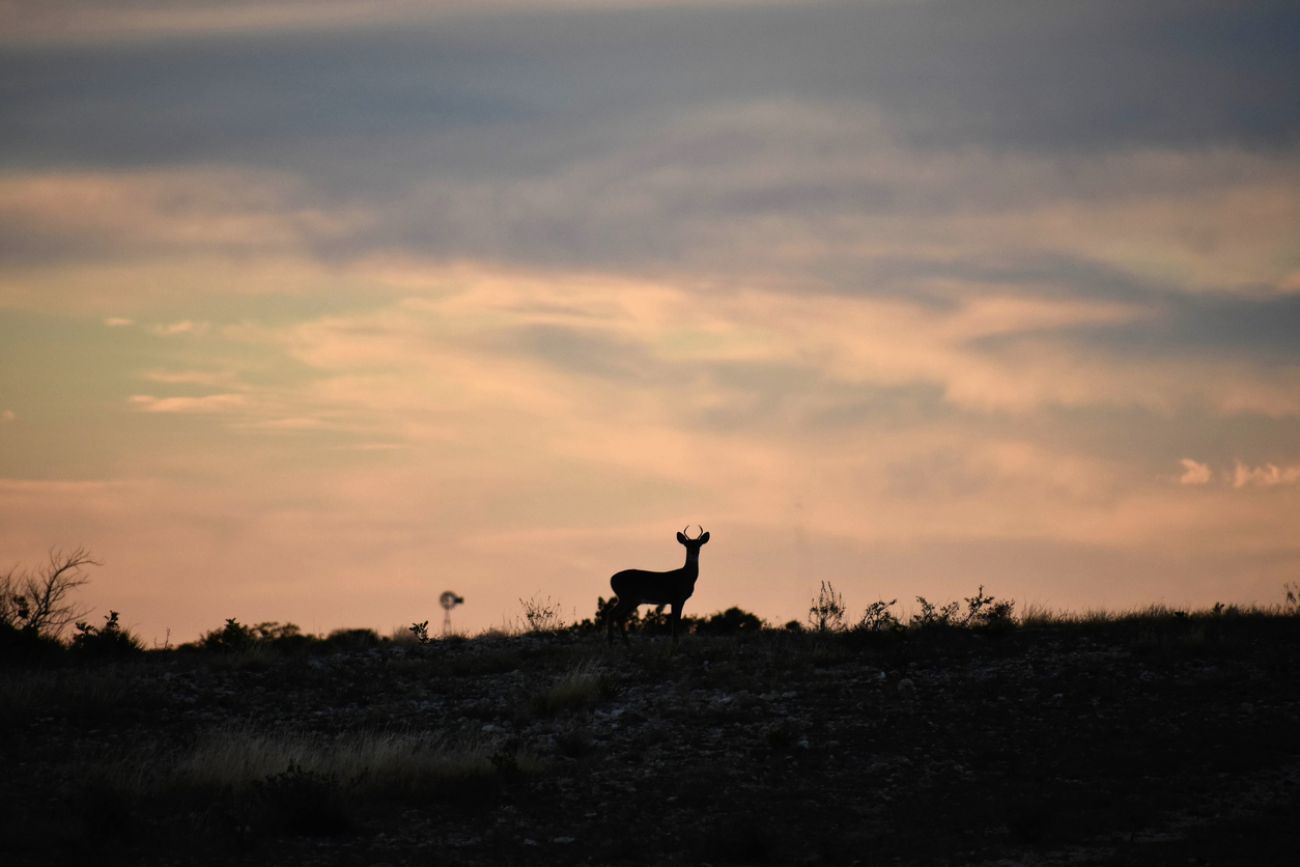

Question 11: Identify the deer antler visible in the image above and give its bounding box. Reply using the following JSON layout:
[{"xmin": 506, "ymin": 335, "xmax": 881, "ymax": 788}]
[{"xmin": 608, "ymin": 527, "xmax": 710, "ymax": 646}]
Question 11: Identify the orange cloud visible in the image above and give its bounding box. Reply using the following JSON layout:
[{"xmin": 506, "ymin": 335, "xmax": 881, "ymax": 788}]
[
  {"xmin": 150, "ymin": 320, "xmax": 210, "ymax": 337},
  {"xmin": 1178, "ymin": 459, "xmax": 1212, "ymax": 486},
  {"xmin": 1231, "ymin": 461, "xmax": 1300, "ymax": 489},
  {"xmin": 128, "ymin": 394, "xmax": 248, "ymax": 414}
]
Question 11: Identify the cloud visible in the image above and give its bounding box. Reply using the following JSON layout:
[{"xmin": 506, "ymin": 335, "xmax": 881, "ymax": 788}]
[
  {"xmin": 203, "ymin": 261, "xmax": 1300, "ymax": 434},
  {"xmin": 1, "ymin": 410, "xmax": 15, "ymax": 423},
  {"xmin": 1231, "ymin": 461, "xmax": 1300, "ymax": 488},
  {"xmin": 128, "ymin": 393, "xmax": 247, "ymax": 414},
  {"xmin": 0, "ymin": 1, "xmax": 747, "ymax": 43},
  {"xmin": 0, "ymin": 169, "xmax": 365, "ymax": 268},
  {"xmin": 150, "ymin": 320, "xmax": 209, "ymax": 337},
  {"xmin": 6, "ymin": 1, "xmax": 1300, "ymax": 164},
  {"xmin": 1177, "ymin": 459, "xmax": 1212, "ymax": 486},
  {"xmin": 1, "ymin": 0, "xmax": 428, "ymax": 41},
  {"xmin": 1171, "ymin": 459, "xmax": 1300, "ymax": 488},
  {"xmin": 4, "ymin": 0, "xmax": 1300, "ymax": 636},
  {"xmin": 142, "ymin": 369, "xmax": 242, "ymax": 387}
]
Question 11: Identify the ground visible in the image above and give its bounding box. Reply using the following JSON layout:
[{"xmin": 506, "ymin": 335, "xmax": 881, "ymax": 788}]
[{"xmin": 2, "ymin": 615, "xmax": 1298, "ymax": 865}]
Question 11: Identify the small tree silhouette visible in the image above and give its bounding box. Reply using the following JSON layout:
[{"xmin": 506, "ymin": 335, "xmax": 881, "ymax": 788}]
[{"xmin": 0, "ymin": 547, "xmax": 98, "ymax": 639}]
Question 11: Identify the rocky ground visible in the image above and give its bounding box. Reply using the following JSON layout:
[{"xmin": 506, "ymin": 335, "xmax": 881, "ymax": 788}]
[{"xmin": 2, "ymin": 615, "xmax": 1299, "ymax": 865}]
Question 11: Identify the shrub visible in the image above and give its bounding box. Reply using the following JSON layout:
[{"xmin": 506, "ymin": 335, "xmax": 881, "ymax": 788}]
[
  {"xmin": 639, "ymin": 605, "xmax": 674, "ymax": 634},
  {"xmin": 199, "ymin": 618, "xmax": 256, "ymax": 652},
  {"xmin": 856, "ymin": 599, "xmax": 901, "ymax": 633},
  {"xmin": 569, "ymin": 596, "xmax": 617, "ymax": 634},
  {"xmin": 963, "ymin": 585, "xmax": 1016, "ymax": 629},
  {"xmin": 911, "ymin": 596, "xmax": 961, "ymax": 629},
  {"xmin": 323, "ymin": 628, "xmax": 383, "ymax": 650},
  {"xmin": 70, "ymin": 611, "xmax": 143, "ymax": 659},
  {"xmin": 594, "ymin": 595, "xmax": 619, "ymax": 626},
  {"xmin": 809, "ymin": 581, "xmax": 847, "ymax": 633},
  {"xmin": 194, "ymin": 619, "xmax": 317, "ymax": 654},
  {"xmin": 0, "ymin": 620, "xmax": 66, "ymax": 663},
  {"xmin": 696, "ymin": 607, "xmax": 765, "ymax": 635},
  {"xmin": 250, "ymin": 621, "xmax": 312, "ymax": 650},
  {"xmin": 519, "ymin": 595, "xmax": 565, "ymax": 633}
]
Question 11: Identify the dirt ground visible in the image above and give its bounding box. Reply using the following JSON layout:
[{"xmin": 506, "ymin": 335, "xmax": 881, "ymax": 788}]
[{"xmin": 3, "ymin": 616, "xmax": 1298, "ymax": 865}]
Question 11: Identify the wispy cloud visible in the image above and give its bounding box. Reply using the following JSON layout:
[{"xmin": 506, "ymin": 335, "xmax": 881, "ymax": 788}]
[
  {"xmin": 128, "ymin": 394, "xmax": 247, "ymax": 414},
  {"xmin": 2, "ymin": 0, "xmax": 683, "ymax": 43},
  {"xmin": 142, "ymin": 369, "xmax": 242, "ymax": 388},
  {"xmin": 1231, "ymin": 462, "xmax": 1300, "ymax": 489},
  {"xmin": 1171, "ymin": 458, "xmax": 1300, "ymax": 488},
  {"xmin": 1177, "ymin": 458, "xmax": 1212, "ymax": 486},
  {"xmin": 150, "ymin": 320, "xmax": 210, "ymax": 337},
  {"xmin": 4, "ymin": 0, "xmax": 1300, "ymax": 637}
]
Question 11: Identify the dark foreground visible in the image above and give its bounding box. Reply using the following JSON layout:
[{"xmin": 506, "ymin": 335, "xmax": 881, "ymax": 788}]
[{"xmin": 3, "ymin": 616, "xmax": 1299, "ymax": 866}]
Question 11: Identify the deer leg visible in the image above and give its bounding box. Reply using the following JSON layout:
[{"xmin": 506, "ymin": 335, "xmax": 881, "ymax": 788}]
[
  {"xmin": 670, "ymin": 603, "xmax": 681, "ymax": 645},
  {"xmin": 607, "ymin": 598, "xmax": 633, "ymax": 647},
  {"xmin": 617, "ymin": 602, "xmax": 632, "ymax": 646},
  {"xmin": 607, "ymin": 599, "xmax": 624, "ymax": 645}
]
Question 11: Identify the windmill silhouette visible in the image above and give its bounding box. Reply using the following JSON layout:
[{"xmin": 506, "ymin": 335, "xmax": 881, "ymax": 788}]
[{"xmin": 439, "ymin": 591, "xmax": 464, "ymax": 636}]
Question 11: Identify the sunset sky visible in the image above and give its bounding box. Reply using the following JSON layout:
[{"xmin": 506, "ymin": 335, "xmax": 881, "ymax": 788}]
[{"xmin": 3, "ymin": 0, "xmax": 1299, "ymax": 642}]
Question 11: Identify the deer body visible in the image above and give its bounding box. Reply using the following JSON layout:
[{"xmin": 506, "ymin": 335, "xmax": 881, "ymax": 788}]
[{"xmin": 607, "ymin": 528, "xmax": 710, "ymax": 645}]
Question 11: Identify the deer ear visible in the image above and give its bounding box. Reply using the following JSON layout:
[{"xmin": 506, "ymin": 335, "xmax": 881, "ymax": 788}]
[
  {"xmin": 676, "ymin": 532, "xmax": 688, "ymax": 544},
  {"xmin": 699, "ymin": 531, "xmax": 710, "ymax": 544}
]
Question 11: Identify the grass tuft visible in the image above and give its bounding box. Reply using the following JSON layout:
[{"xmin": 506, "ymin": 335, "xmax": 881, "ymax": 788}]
[
  {"xmin": 530, "ymin": 660, "xmax": 609, "ymax": 717},
  {"xmin": 166, "ymin": 728, "xmax": 540, "ymax": 800}
]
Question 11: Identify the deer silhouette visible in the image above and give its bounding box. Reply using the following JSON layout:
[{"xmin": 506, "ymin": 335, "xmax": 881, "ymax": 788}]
[{"xmin": 607, "ymin": 526, "xmax": 710, "ymax": 645}]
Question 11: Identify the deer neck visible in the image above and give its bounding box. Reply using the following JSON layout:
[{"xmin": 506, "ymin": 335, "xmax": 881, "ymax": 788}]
[{"xmin": 681, "ymin": 549, "xmax": 701, "ymax": 581}]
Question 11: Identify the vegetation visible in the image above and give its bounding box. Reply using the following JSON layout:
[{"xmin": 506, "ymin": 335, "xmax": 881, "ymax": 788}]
[
  {"xmin": 3, "ymin": 552, "xmax": 1299, "ymax": 864},
  {"xmin": 529, "ymin": 660, "xmax": 610, "ymax": 716},
  {"xmin": 1, "ymin": 582, "xmax": 1297, "ymax": 865},
  {"xmin": 808, "ymin": 580, "xmax": 848, "ymax": 632},
  {"xmin": 1, "ymin": 547, "xmax": 99, "ymax": 659},
  {"xmin": 408, "ymin": 620, "xmax": 431, "ymax": 644},
  {"xmin": 71, "ymin": 610, "xmax": 144, "ymax": 659},
  {"xmin": 518, "ymin": 594, "xmax": 565, "ymax": 633}
]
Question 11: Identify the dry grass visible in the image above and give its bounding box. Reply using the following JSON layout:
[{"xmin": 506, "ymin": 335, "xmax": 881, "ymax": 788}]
[
  {"xmin": 159, "ymin": 728, "xmax": 540, "ymax": 798},
  {"xmin": 0, "ymin": 666, "xmax": 156, "ymax": 725},
  {"xmin": 530, "ymin": 659, "xmax": 609, "ymax": 716}
]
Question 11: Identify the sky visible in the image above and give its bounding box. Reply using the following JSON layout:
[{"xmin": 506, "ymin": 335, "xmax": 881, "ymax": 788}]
[{"xmin": 2, "ymin": 0, "xmax": 1299, "ymax": 642}]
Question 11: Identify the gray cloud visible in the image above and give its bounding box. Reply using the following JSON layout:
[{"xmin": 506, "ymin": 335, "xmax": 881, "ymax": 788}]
[
  {"xmin": 973, "ymin": 293, "xmax": 1300, "ymax": 365},
  {"xmin": 5, "ymin": 0, "xmax": 1299, "ymax": 395},
  {"xmin": 6, "ymin": 1, "xmax": 1298, "ymax": 284},
  {"xmin": 4, "ymin": 0, "xmax": 1297, "ymax": 174}
]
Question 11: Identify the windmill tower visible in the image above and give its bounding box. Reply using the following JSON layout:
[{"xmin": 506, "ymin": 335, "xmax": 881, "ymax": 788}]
[{"xmin": 439, "ymin": 591, "xmax": 464, "ymax": 636}]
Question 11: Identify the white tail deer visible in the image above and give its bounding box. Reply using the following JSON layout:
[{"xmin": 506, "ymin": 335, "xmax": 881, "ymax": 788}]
[{"xmin": 606, "ymin": 526, "xmax": 710, "ymax": 645}]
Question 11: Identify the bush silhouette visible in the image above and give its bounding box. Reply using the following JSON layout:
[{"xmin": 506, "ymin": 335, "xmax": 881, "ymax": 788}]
[
  {"xmin": 695, "ymin": 607, "xmax": 764, "ymax": 635},
  {"xmin": 71, "ymin": 611, "xmax": 143, "ymax": 659},
  {"xmin": 200, "ymin": 618, "xmax": 257, "ymax": 652}
]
